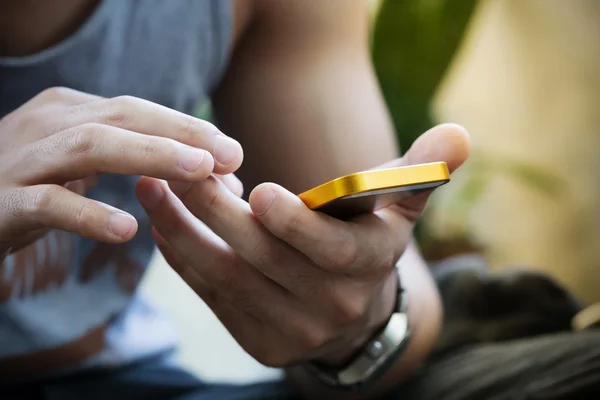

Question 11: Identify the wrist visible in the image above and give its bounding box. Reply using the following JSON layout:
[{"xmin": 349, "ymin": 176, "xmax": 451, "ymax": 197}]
[
  {"xmin": 288, "ymin": 244, "xmax": 442, "ymax": 398},
  {"xmin": 314, "ymin": 269, "xmax": 399, "ymax": 367}
]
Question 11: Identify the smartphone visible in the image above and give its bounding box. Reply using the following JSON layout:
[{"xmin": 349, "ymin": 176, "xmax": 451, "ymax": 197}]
[{"xmin": 298, "ymin": 162, "xmax": 450, "ymax": 219}]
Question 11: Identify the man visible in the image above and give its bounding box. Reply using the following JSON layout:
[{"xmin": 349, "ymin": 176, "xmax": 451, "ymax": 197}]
[{"xmin": 0, "ymin": 1, "xmax": 469, "ymax": 399}]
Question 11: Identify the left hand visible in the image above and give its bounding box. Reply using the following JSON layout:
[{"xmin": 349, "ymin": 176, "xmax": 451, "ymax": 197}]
[{"xmin": 136, "ymin": 123, "xmax": 470, "ymax": 367}]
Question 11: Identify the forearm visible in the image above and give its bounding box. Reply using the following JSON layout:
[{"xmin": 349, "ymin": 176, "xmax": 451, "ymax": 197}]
[{"xmin": 285, "ymin": 241, "xmax": 443, "ymax": 399}]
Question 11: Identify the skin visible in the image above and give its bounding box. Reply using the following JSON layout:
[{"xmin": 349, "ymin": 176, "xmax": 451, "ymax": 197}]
[
  {"xmin": 0, "ymin": 0, "xmax": 470, "ymax": 399},
  {"xmin": 0, "ymin": 89, "xmax": 242, "ymax": 253}
]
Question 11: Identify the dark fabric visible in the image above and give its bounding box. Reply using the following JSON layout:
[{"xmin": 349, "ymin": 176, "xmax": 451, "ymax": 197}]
[
  {"xmin": 396, "ymin": 255, "xmax": 600, "ymax": 400},
  {"xmin": 397, "ymin": 330, "xmax": 600, "ymax": 400},
  {"xmin": 430, "ymin": 255, "xmax": 583, "ymax": 355},
  {"xmin": 2, "ymin": 356, "xmax": 295, "ymax": 400}
]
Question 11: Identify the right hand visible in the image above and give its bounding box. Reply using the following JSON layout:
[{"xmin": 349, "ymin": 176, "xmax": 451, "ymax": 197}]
[{"xmin": 0, "ymin": 87, "xmax": 243, "ymax": 257}]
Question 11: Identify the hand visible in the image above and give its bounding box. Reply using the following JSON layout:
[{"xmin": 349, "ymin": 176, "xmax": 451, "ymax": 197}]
[
  {"xmin": 138, "ymin": 123, "xmax": 469, "ymax": 367},
  {"xmin": 0, "ymin": 87, "xmax": 243, "ymax": 258}
]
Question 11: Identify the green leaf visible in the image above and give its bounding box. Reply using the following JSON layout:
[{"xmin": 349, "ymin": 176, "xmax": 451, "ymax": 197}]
[{"xmin": 371, "ymin": 0, "xmax": 478, "ymax": 150}]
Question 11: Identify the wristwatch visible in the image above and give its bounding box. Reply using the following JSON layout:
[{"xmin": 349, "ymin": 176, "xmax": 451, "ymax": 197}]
[{"xmin": 303, "ymin": 272, "xmax": 410, "ymax": 390}]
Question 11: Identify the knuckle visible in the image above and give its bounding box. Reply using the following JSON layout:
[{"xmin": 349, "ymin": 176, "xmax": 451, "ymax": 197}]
[
  {"xmin": 375, "ymin": 249, "xmax": 396, "ymax": 275},
  {"xmin": 191, "ymin": 178, "xmax": 221, "ymax": 217},
  {"xmin": 137, "ymin": 136, "xmax": 161, "ymax": 162},
  {"xmin": 251, "ymin": 346, "xmax": 292, "ymax": 368},
  {"xmin": 213, "ymin": 260, "xmax": 239, "ymax": 291},
  {"xmin": 330, "ymin": 290, "xmax": 366, "ymax": 326},
  {"xmin": 198, "ymin": 119, "xmax": 220, "ymax": 138},
  {"xmin": 103, "ymin": 96, "xmax": 138, "ymax": 126},
  {"xmin": 38, "ymin": 86, "xmax": 75, "ymax": 102},
  {"xmin": 328, "ymin": 232, "xmax": 359, "ymax": 270},
  {"xmin": 205, "ymin": 187, "xmax": 221, "ymax": 215},
  {"xmin": 296, "ymin": 325, "xmax": 330, "ymax": 351},
  {"xmin": 178, "ymin": 115, "xmax": 195, "ymax": 144},
  {"xmin": 233, "ymin": 290, "xmax": 262, "ymax": 317},
  {"xmin": 281, "ymin": 211, "xmax": 303, "ymax": 240},
  {"xmin": 31, "ymin": 186, "xmax": 59, "ymax": 219},
  {"xmin": 112, "ymin": 95, "xmax": 138, "ymax": 106},
  {"xmin": 249, "ymin": 238, "xmax": 277, "ymax": 270},
  {"xmin": 62, "ymin": 124, "xmax": 102, "ymax": 156},
  {"xmin": 286, "ymin": 267, "xmax": 318, "ymax": 294},
  {"xmin": 73, "ymin": 201, "xmax": 95, "ymax": 229},
  {"xmin": 180, "ymin": 118, "xmax": 220, "ymax": 147}
]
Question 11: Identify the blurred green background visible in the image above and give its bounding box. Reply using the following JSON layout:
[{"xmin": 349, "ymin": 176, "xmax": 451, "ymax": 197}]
[{"xmin": 370, "ymin": 0, "xmax": 563, "ymax": 260}]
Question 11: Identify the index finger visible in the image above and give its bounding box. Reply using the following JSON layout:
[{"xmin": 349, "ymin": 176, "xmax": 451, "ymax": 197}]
[
  {"xmin": 249, "ymin": 183, "xmax": 410, "ymax": 276},
  {"xmin": 66, "ymin": 96, "xmax": 244, "ymax": 174}
]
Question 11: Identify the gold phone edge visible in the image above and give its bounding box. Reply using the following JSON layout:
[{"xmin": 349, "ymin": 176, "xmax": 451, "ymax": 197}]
[{"xmin": 298, "ymin": 162, "xmax": 450, "ymax": 210}]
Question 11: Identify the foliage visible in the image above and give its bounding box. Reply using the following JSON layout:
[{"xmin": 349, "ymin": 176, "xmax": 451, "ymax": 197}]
[
  {"xmin": 371, "ymin": 0, "xmax": 479, "ymax": 150},
  {"xmin": 370, "ymin": 0, "xmax": 564, "ymax": 256}
]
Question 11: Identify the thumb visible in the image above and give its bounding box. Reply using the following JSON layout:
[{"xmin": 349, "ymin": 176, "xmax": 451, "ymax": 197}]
[
  {"xmin": 403, "ymin": 123, "xmax": 470, "ymax": 172},
  {"xmin": 378, "ymin": 123, "xmax": 471, "ymax": 173},
  {"xmin": 375, "ymin": 123, "xmax": 471, "ymax": 222}
]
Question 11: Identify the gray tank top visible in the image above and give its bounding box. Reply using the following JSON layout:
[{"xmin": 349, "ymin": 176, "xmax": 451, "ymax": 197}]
[{"xmin": 0, "ymin": 0, "xmax": 232, "ymax": 379}]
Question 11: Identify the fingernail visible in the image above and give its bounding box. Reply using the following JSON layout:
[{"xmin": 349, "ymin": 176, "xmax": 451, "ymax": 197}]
[
  {"xmin": 139, "ymin": 183, "xmax": 164, "ymax": 210},
  {"xmin": 252, "ymin": 188, "xmax": 277, "ymax": 216},
  {"xmin": 168, "ymin": 181, "xmax": 192, "ymax": 196},
  {"xmin": 214, "ymin": 136, "xmax": 241, "ymax": 166},
  {"xmin": 109, "ymin": 212, "xmax": 136, "ymax": 238},
  {"xmin": 178, "ymin": 148, "xmax": 206, "ymax": 172}
]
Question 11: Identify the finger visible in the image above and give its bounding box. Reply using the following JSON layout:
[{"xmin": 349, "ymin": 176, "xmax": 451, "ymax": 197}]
[
  {"xmin": 165, "ymin": 176, "xmax": 335, "ymax": 294},
  {"xmin": 357, "ymin": 124, "xmax": 472, "ymax": 248},
  {"xmin": 137, "ymin": 178, "xmax": 299, "ymax": 318},
  {"xmin": 0, "ymin": 185, "xmax": 138, "ymax": 243},
  {"xmin": 214, "ymin": 174, "xmax": 244, "ymax": 198},
  {"xmin": 174, "ymin": 178, "xmax": 386, "ymax": 328},
  {"xmin": 10, "ymin": 124, "xmax": 215, "ymax": 184},
  {"xmin": 375, "ymin": 123, "xmax": 471, "ymax": 217},
  {"xmin": 161, "ymin": 178, "xmax": 378, "ymax": 331},
  {"xmin": 6, "ymin": 88, "xmax": 103, "ymax": 148},
  {"xmin": 152, "ymin": 221, "xmax": 330, "ymax": 367},
  {"xmin": 151, "ymin": 227, "xmax": 276, "ymax": 364},
  {"xmin": 379, "ymin": 123, "xmax": 471, "ymax": 173},
  {"xmin": 152, "ymin": 228, "xmax": 193, "ymax": 280},
  {"xmin": 166, "ymin": 173, "xmax": 243, "ymax": 201},
  {"xmin": 62, "ymin": 96, "xmax": 243, "ymax": 174},
  {"xmin": 250, "ymin": 183, "xmax": 402, "ymax": 276},
  {"xmin": 248, "ymin": 124, "xmax": 470, "ymax": 275},
  {"xmin": 22, "ymin": 87, "xmax": 101, "ymax": 111},
  {"xmin": 64, "ymin": 175, "xmax": 99, "ymax": 196}
]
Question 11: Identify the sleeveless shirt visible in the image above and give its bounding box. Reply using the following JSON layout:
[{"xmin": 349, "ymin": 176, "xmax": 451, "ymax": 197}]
[{"xmin": 0, "ymin": 0, "xmax": 233, "ymax": 379}]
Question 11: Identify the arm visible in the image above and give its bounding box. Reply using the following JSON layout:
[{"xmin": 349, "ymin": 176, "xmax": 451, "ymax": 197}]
[{"xmin": 213, "ymin": 1, "xmax": 442, "ymax": 397}]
